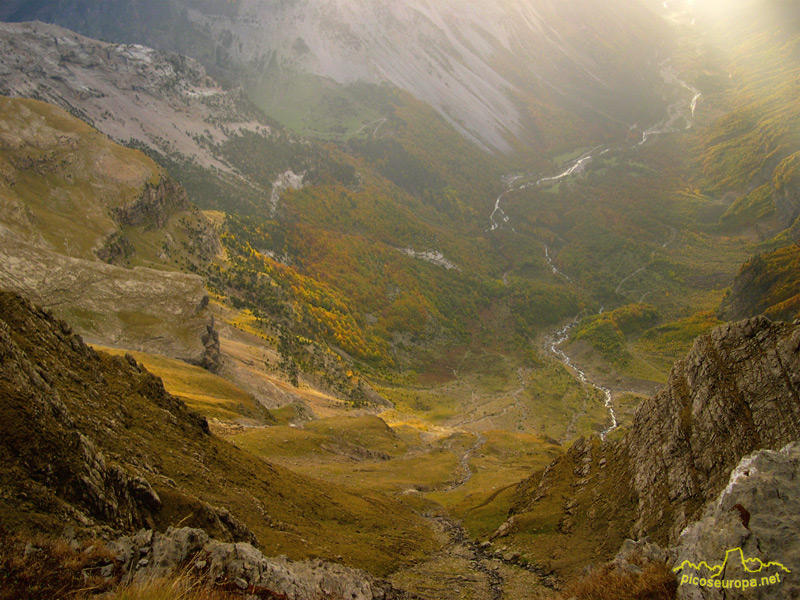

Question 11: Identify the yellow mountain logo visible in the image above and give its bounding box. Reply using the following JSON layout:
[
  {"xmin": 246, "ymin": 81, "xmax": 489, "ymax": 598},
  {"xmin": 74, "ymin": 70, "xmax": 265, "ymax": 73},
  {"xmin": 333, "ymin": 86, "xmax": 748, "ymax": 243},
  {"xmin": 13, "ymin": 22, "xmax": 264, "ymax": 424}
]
[{"xmin": 674, "ymin": 547, "xmax": 791, "ymax": 578}]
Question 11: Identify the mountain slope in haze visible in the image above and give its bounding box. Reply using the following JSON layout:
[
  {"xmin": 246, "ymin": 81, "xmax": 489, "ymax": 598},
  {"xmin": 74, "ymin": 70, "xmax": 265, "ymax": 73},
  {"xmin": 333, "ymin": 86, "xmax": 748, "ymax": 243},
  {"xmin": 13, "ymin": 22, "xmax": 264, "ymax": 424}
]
[
  {"xmin": 489, "ymin": 0, "xmax": 800, "ymax": 392},
  {"xmin": 4, "ymin": 4, "xmax": 800, "ymax": 598},
  {"xmin": 0, "ymin": 96, "xmax": 221, "ymax": 368},
  {"xmin": 0, "ymin": 0, "xmax": 671, "ymax": 154},
  {"xmin": 0, "ymin": 24, "xmax": 522, "ymax": 381},
  {"xmin": 692, "ymin": 0, "xmax": 800, "ymax": 238},
  {"xmin": 686, "ymin": 0, "xmax": 800, "ymax": 327},
  {"xmin": 0, "ymin": 20, "xmax": 505, "ymax": 229},
  {"xmin": 0, "ymin": 20, "xmax": 357, "ymax": 216},
  {"xmin": 191, "ymin": 0, "xmax": 671, "ymax": 153},
  {"xmin": 0, "ymin": 290, "xmax": 437, "ymax": 576}
]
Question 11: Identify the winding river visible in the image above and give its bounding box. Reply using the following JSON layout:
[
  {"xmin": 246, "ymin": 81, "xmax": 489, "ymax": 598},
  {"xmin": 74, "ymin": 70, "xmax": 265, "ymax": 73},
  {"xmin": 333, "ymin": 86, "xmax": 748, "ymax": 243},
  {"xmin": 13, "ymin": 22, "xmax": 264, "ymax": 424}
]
[
  {"xmin": 549, "ymin": 320, "xmax": 618, "ymax": 439},
  {"xmin": 486, "ymin": 35, "xmax": 701, "ymax": 438},
  {"xmin": 640, "ymin": 63, "xmax": 701, "ymax": 144},
  {"xmin": 487, "ymin": 54, "xmax": 701, "ymax": 234}
]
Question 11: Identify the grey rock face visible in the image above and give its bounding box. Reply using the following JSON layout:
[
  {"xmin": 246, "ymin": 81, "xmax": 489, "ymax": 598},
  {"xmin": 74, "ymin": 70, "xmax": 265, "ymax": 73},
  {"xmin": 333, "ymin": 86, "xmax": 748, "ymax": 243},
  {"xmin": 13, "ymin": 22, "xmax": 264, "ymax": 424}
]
[
  {"xmin": 627, "ymin": 316, "xmax": 800, "ymax": 543},
  {"xmin": 0, "ymin": 0, "xmax": 668, "ymax": 154},
  {"xmin": 110, "ymin": 526, "xmax": 410, "ymax": 600},
  {"xmin": 718, "ymin": 243, "xmax": 800, "ymax": 324},
  {"xmin": 200, "ymin": 317, "xmax": 222, "ymax": 373},
  {"xmin": 113, "ymin": 178, "xmax": 191, "ymax": 230},
  {"xmin": 614, "ymin": 537, "xmax": 670, "ymax": 575},
  {"xmin": 0, "ymin": 21, "xmax": 267, "ymax": 175},
  {"xmin": 672, "ymin": 443, "xmax": 800, "ymax": 599}
]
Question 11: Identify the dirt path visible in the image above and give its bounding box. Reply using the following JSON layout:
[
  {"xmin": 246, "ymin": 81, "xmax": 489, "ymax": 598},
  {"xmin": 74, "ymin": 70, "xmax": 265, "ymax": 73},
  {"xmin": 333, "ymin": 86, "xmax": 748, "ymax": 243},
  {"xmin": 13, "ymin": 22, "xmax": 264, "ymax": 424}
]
[
  {"xmin": 355, "ymin": 117, "xmax": 387, "ymax": 136},
  {"xmin": 390, "ymin": 513, "xmax": 504, "ymax": 599},
  {"xmin": 391, "ymin": 509, "xmax": 561, "ymax": 599},
  {"xmin": 615, "ymin": 224, "xmax": 678, "ymax": 298}
]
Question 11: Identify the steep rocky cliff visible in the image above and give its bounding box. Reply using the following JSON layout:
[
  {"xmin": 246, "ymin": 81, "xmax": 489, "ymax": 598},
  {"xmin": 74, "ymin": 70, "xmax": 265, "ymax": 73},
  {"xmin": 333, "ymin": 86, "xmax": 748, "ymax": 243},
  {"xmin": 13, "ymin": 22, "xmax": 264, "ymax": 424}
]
[
  {"xmin": 502, "ymin": 316, "xmax": 800, "ymax": 577},
  {"xmin": 672, "ymin": 442, "xmax": 800, "ymax": 599},
  {"xmin": 718, "ymin": 151, "xmax": 800, "ymax": 323},
  {"xmin": 719, "ymin": 245, "xmax": 800, "ymax": 323},
  {"xmin": 772, "ymin": 152, "xmax": 800, "ymax": 230},
  {"xmin": 113, "ymin": 177, "xmax": 191, "ymax": 229},
  {"xmin": 627, "ymin": 316, "xmax": 800, "ymax": 542},
  {"xmin": 0, "ymin": 292, "xmax": 207, "ymax": 536}
]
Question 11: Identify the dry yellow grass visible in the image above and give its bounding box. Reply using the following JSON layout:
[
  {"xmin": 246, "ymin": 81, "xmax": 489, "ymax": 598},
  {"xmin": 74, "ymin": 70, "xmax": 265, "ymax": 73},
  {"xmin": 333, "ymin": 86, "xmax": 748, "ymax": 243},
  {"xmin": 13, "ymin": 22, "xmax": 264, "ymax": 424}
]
[
  {"xmin": 101, "ymin": 575, "xmax": 239, "ymax": 600},
  {"xmin": 91, "ymin": 345, "xmax": 270, "ymax": 422},
  {"xmin": 561, "ymin": 559, "xmax": 677, "ymax": 600}
]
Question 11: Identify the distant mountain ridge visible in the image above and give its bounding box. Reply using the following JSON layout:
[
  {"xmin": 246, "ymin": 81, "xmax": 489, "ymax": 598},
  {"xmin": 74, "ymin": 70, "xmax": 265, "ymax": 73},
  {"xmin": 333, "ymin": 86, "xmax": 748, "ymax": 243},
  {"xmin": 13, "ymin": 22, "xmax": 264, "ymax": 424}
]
[
  {"xmin": 0, "ymin": 0, "xmax": 671, "ymax": 153},
  {"xmin": 0, "ymin": 20, "xmax": 336, "ymax": 215}
]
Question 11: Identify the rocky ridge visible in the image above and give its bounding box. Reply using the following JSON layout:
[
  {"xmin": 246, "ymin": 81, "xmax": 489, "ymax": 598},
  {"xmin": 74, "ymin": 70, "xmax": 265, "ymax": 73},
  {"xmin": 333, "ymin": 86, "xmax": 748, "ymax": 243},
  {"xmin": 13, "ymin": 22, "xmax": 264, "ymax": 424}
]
[
  {"xmin": 593, "ymin": 442, "xmax": 800, "ymax": 599},
  {"xmin": 0, "ymin": 237, "xmax": 219, "ymax": 370},
  {"xmin": 0, "ymin": 291, "xmax": 207, "ymax": 535},
  {"xmin": 113, "ymin": 177, "xmax": 191, "ymax": 230},
  {"xmin": 627, "ymin": 315, "xmax": 800, "ymax": 542},
  {"xmin": 502, "ymin": 316, "xmax": 800, "ymax": 576}
]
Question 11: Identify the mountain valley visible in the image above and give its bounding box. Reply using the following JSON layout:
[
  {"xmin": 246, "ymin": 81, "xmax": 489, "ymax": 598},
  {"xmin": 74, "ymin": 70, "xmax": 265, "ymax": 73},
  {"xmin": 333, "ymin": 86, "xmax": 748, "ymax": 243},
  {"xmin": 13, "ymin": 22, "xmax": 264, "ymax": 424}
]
[{"xmin": 1, "ymin": 0, "xmax": 800, "ymax": 599}]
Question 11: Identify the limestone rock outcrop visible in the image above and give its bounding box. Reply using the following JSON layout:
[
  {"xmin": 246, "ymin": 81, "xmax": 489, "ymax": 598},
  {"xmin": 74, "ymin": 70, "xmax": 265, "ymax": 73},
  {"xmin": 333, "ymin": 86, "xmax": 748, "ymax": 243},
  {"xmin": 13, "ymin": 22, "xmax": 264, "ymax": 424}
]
[
  {"xmin": 628, "ymin": 317, "xmax": 800, "ymax": 542},
  {"xmin": 109, "ymin": 527, "xmax": 412, "ymax": 600},
  {"xmin": 671, "ymin": 443, "xmax": 800, "ymax": 598},
  {"xmin": 113, "ymin": 178, "xmax": 191, "ymax": 229}
]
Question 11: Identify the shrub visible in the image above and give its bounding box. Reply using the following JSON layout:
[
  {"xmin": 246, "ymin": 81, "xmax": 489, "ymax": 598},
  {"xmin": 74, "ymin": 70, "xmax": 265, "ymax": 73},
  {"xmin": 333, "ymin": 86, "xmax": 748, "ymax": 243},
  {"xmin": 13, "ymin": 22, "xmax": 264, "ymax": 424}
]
[{"xmin": 561, "ymin": 559, "xmax": 677, "ymax": 600}]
